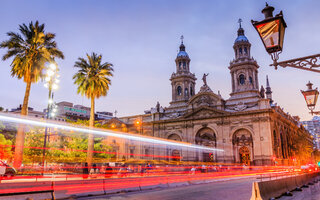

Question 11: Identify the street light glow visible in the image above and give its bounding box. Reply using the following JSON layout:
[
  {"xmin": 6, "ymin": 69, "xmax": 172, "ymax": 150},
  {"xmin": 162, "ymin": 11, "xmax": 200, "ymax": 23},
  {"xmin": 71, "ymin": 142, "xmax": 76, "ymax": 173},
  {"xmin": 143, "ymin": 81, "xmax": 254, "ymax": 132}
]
[
  {"xmin": 0, "ymin": 114, "xmax": 224, "ymax": 152},
  {"xmin": 52, "ymin": 84, "xmax": 59, "ymax": 90},
  {"xmin": 49, "ymin": 63, "xmax": 57, "ymax": 70}
]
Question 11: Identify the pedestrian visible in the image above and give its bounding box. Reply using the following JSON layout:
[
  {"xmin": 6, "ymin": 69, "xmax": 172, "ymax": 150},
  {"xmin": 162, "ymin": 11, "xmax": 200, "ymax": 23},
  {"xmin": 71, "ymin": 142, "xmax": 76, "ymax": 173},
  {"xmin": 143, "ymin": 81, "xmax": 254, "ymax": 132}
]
[
  {"xmin": 90, "ymin": 163, "xmax": 99, "ymax": 178},
  {"xmin": 83, "ymin": 162, "xmax": 89, "ymax": 179},
  {"xmin": 105, "ymin": 163, "xmax": 113, "ymax": 178}
]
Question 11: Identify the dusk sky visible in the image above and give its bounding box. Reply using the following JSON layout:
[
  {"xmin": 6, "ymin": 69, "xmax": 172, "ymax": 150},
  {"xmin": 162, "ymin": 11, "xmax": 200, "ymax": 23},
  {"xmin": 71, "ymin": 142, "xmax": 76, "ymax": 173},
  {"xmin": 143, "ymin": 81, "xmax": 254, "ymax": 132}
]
[{"xmin": 0, "ymin": 0, "xmax": 320, "ymax": 121}]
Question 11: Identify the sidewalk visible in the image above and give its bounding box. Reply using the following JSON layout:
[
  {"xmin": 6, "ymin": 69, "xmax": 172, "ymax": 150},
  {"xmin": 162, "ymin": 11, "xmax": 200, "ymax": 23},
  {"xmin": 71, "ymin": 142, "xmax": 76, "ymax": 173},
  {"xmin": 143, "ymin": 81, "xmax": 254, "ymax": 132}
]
[{"xmin": 279, "ymin": 184, "xmax": 320, "ymax": 200}]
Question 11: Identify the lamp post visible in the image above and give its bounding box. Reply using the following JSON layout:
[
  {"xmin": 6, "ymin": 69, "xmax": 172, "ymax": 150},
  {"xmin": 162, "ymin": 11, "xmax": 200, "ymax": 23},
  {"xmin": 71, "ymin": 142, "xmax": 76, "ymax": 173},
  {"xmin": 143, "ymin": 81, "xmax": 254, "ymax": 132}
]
[
  {"xmin": 301, "ymin": 81, "xmax": 320, "ymax": 115},
  {"xmin": 42, "ymin": 63, "xmax": 59, "ymax": 171},
  {"xmin": 251, "ymin": 3, "xmax": 320, "ymax": 72},
  {"xmin": 252, "ymin": 3, "xmax": 320, "ymax": 115}
]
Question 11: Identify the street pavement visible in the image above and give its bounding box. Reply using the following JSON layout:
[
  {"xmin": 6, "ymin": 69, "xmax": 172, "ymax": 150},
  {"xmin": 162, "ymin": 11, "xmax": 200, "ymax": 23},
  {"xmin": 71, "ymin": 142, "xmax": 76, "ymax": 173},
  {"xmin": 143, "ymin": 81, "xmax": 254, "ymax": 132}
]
[{"xmin": 78, "ymin": 177, "xmax": 256, "ymax": 200}]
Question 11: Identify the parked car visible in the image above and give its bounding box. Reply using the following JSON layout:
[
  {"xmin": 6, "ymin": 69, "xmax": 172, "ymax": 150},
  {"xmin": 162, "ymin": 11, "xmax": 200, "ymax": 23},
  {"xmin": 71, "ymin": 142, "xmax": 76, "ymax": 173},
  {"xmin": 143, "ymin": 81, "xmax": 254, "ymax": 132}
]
[{"xmin": 0, "ymin": 161, "xmax": 16, "ymax": 178}]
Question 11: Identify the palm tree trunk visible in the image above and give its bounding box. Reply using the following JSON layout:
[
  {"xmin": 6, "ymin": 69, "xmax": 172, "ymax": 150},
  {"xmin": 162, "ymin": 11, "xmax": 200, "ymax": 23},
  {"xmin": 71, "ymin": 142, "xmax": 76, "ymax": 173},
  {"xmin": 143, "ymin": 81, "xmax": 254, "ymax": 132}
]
[
  {"xmin": 86, "ymin": 97, "xmax": 95, "ymax": 167},
  {"xmin": 14, "ymin": 81, "xmax": 32, "ymax": 168}
]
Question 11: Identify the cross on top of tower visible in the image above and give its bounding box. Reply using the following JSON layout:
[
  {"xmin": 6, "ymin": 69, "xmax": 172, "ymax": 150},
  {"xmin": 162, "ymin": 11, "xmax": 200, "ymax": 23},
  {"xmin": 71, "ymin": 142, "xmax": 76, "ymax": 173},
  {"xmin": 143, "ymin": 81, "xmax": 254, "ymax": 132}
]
[
  {"xmin": 238, "ymin": 18, "xmax": 242, "ymax": 28},
  {"xmin": 180, "ymin": 35, "xmax": 184, "ymax": 44}
]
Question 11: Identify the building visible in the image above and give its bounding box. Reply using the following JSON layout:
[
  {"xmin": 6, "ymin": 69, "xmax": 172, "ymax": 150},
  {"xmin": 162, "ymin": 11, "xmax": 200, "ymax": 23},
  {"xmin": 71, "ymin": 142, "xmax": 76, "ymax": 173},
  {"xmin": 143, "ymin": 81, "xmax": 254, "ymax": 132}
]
[
  {"xmin": 10, "ymin": 105, "xmax": 46, "ymax": 118},
  {"xmin": 301, "ymin": 116, "xmax": 320, "ymax": 150},
  {"xmin": 104, "ymin": 24, "xmax": 312, "ymax": 166},
  {"xmin": 55, "ymin": 101, "xmax": 91, "ymax": 121},
  {"xmin": 96, "ymin": 111, "xmax": 113, "ymax": 120},
  {"xmin": 54, "ymin": 101, "xmax": 114, "ymax": 122}
]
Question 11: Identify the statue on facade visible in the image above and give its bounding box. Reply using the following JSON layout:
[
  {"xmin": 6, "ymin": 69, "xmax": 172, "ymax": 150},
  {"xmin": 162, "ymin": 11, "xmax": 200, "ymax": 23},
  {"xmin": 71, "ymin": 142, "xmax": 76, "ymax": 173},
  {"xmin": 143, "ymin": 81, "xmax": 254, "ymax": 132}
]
[
  {"xmin": 260, "ymin": 85, "xmax": 265, "ymax": 98},
  {"xmin": 202, "ymin": 73, "xmax": 209, "ymax": 86},
  {"xmin": 156, "ymin": 101, "xmax": 160, "ymax": 112}
]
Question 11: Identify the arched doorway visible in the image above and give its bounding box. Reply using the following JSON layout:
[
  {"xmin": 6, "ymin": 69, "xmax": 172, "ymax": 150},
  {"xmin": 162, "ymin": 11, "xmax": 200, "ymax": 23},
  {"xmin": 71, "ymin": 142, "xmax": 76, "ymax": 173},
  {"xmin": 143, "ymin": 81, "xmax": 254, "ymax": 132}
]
[
  {"xmin": 167, "ymin": 134, "xmax": 182, "ymax": 161},
  {"xmin": 232, "ymin": 129, "xmax": 253, "ymax": 165},
  {"xmin": 195, "ymin": 128, "xmax": 216, "ymax": 162}
]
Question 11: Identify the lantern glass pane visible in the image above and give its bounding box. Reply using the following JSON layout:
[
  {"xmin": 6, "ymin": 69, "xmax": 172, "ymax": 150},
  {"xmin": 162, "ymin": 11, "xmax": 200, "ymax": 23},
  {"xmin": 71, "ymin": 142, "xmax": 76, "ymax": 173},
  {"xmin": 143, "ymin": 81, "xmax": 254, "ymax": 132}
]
[
  {"xmin": 305, "ymin": 94, "xmax": 316, "ymax": 106},
  {"xmin": 303, "ymin": 90, "xmax": 319, "ymax": 107},
  {"xmin": 256, "ymin": 19, "xmax": 280, "ymax": 49}
]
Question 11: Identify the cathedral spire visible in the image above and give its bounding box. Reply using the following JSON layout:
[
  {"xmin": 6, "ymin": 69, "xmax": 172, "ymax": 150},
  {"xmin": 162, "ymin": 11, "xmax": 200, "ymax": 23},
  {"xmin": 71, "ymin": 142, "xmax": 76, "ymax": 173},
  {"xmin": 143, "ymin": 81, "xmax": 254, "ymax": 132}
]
[
  {"xmin": 179, "ymin": 35, "xmax": 186, "ymax": 52},
  {"xmin": 266, "ymin": 75, "xmax": 273, "ymax": 104},
  {"xmin": 233, "ymin": 19, "xmax": 251, "ymax": 60},
  {"xmin": 237, "ymin": 18, "xmax": 245, "ymax": 36}
]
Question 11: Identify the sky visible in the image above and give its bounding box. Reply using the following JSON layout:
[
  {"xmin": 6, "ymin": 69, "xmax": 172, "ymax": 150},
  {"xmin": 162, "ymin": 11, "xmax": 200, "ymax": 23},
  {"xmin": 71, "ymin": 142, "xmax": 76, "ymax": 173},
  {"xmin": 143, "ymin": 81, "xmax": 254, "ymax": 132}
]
[{"xmin": 0, "ymin": 0, "xmax": 319, "ymax": 121}]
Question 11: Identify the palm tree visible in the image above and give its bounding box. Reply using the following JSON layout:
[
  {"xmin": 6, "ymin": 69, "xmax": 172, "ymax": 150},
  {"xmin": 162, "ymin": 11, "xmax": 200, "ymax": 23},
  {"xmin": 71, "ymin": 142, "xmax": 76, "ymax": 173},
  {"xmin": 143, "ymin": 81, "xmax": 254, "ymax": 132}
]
[
  {"xmin": 0, "ymin": 21, "xmax": 64, "ymax": 168},
  {"xmin": 73, "ymin": 52, "xmax": 113, "ymax": 166}
]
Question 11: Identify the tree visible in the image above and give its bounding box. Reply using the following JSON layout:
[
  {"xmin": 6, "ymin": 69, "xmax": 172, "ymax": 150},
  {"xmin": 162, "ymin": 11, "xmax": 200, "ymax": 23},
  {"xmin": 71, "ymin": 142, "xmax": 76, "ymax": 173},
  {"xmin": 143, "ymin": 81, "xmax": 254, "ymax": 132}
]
[
  {"xmin": 0, "ymin": 133, "xmax": 13, "ymax": 161},
  {"xmin": 73, "ymin": 52, "xmax": 113, "ymax": 166},
  {"xmin": 0, "ymin": 21, "xmax": 64, "ymax": 168}
]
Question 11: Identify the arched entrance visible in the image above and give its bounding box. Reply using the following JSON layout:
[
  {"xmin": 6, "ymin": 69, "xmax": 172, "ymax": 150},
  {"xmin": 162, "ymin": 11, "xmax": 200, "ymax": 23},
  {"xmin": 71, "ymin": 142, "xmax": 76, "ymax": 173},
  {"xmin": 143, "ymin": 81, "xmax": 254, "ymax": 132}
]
[
  {"xmin": 232, "ymin": 129, "xmax": 253, "ymax": 165},
  {"xmin": 167, "ymin": 134, "xmax": 182, "ymax": 161},
  {"xmin": 195, "ymin": 127, "xmax": 216, "ymax": 162}
]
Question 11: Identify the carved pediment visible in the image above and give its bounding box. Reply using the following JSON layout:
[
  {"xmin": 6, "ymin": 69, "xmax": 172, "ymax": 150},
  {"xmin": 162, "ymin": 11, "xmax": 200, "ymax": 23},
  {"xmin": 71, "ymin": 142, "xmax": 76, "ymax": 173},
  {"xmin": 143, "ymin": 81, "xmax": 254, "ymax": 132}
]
[
  {"xmin": 188, "ymin": 92, "xmax": 224, "ymax": 110},
  {"xmin": 183, "ymin": 106, "xmax": 228, "ymax": 119}
]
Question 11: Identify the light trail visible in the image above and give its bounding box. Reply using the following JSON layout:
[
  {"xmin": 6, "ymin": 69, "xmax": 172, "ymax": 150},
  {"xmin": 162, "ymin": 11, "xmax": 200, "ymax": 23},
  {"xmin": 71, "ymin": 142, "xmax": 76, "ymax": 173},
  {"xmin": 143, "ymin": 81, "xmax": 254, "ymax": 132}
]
[{"xmin": 0, "ymin": 113, "xmax": 223, "ymax": 152}]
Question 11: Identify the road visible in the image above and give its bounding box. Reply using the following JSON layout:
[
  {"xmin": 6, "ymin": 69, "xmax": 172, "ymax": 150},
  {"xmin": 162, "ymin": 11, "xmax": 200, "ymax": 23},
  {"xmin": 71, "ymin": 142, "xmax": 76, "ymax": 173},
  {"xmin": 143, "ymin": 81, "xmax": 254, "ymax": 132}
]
[{"xmin": 79, "ymin": 177, "xmax": 256, "ymax": 200}]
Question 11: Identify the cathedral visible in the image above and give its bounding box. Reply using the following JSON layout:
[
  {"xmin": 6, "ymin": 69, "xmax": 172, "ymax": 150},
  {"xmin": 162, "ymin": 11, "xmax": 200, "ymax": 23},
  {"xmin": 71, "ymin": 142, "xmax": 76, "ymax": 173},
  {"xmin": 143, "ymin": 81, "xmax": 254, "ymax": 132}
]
[{"xmin": 108, "ymin": 23, "xmax": 312, "ymax": 166}]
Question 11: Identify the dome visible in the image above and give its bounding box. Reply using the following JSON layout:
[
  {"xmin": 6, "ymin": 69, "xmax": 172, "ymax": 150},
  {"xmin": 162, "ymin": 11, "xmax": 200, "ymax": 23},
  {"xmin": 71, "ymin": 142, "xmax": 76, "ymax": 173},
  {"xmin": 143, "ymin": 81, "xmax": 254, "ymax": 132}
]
[
  {"xmin": 177, "ymin": 51, "xmax": 189, "ymax": 57},
  {"xmin": 235, "ymin": 35, "xmax": 249, "ymax": 43}
]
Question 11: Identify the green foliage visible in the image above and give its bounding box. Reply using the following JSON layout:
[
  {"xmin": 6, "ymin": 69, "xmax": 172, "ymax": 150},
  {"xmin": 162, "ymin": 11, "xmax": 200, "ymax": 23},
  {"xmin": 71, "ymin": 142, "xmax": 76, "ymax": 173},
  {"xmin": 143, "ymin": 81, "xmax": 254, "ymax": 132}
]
[
  {"xmin": 73, "ymin": 52, "xmax": 113, "ymax": 99},
  {"xmin": 0, "ymin": 107, "xmax": 3, "ymax": 112},
  {"xmin": 93, "ymin": 138, "xmax": 112, "ymax": 160},
  {"xmin": 0, "ymin": 122, "xmax": 16, "ymax": 141},
  {"xmin": 23, "ymin": 128, "xmax": 45, "ymax": 163},
  {"xmin": 0, "ymin": 133, "xmax": 13, "ymax": 160}
]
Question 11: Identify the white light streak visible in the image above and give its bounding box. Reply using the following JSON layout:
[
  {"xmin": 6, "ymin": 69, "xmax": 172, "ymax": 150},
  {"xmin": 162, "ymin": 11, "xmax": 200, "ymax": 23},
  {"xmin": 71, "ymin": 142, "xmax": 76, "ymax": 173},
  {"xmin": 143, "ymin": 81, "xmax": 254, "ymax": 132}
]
[{"xmin": 0, "ymin": 114, "xmax": 223, "ymax": 152}]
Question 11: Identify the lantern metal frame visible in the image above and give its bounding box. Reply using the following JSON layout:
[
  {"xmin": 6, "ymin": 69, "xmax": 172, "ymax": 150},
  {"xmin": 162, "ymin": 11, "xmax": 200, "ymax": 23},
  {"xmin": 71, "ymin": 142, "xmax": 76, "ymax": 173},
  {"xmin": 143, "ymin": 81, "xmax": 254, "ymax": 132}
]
[
  {"xmin": 252, "ymin": 4, "xmax": 320, "ymax": 73},
  {"xmin": 301, "ymin": 82, "xmax": 320, "ymax": 115}
]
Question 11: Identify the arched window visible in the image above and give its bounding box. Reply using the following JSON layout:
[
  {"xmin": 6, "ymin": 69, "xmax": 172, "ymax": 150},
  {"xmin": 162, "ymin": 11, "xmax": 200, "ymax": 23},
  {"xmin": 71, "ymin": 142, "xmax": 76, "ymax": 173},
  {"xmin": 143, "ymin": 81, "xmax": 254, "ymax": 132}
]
[
  {"xmin": 249, "ymin": 76, "xmax": 253, "ymax": 84},
  {"xmin": 179, "ymin": 62, "xmax": 182, "ymax": 69},
  {"xmin": 239, "ymin": 74, "xmax": 245, "ymax": 85},
  {"xmin": 244, "ymin": 47, "xmax": 247, "ymax": 54},
  {"xmin": 183, "ymin": 62, "xmax": 186, "ymax": 69},
  {"xmin": 239, "ymin": 48, "xmax": 242, "ymax": 55},
  {"xmin": 185, "ymin": 88, "xmax": 188, "ymax": 96},
  {"xmin": 190, "ymin": 86, "xmax": 193, "ymax": 96},
  {"xmin": 177, "ymin": 86, "xmax": 182, "ymax": 96}
]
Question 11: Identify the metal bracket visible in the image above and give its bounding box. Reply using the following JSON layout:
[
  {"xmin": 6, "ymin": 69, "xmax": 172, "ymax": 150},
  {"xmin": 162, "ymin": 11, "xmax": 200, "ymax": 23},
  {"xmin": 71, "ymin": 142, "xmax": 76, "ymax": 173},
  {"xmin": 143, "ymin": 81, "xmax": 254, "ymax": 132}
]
[{"xmin": 270, "ymin": 53, "xmax": 320, "ymax": 73}]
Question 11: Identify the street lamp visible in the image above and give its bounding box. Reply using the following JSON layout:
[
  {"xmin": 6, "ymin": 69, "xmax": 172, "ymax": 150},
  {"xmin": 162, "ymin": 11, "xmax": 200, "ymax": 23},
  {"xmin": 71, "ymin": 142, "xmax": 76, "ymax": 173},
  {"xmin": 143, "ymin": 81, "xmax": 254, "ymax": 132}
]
[
  {"xmin": 42, "ymin": 62, "xmax": 59, "ymax": 172},
  {"xmin": 301, "ymin": 81, "xmax": 320, "ymax": 115},
  {"xmin": 252, "ymin": 3, "xmax": 320, "ymax": 72},
  {"xmin": 251, "ymin": 3, "xmax": 287, "ymax": 68}
]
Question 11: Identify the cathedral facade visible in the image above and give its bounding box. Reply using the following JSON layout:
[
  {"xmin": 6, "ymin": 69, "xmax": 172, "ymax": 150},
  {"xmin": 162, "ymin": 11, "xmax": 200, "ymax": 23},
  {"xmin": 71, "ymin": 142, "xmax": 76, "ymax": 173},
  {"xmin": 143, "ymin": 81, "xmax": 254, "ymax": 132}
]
[{"xmin": 113, "ymin": 25, "xmax": 312, "ymax": 166}]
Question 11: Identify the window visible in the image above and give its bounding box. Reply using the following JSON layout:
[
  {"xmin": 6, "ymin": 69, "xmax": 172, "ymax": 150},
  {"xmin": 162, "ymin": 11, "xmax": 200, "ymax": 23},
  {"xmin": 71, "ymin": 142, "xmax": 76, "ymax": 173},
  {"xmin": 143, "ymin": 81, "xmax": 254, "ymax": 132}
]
[
  {"xmin": 185, "ymin": 88, "xmax": 188, "ymax": 96},
  {"xmin": 244, "ymin": 47, "xmax": 247, "ymax": 54},
  {"xmin": 239, "ymin": 48, "xmax": 242, "ymax": 55},
  {"xmin": 130, "ymin": 149, "xmax": 134, "ymax": 158},
  {"xmin": 177, "ymin": 86, "xmax": 182, "ymax": 96},
  {"xmin": 249, "ymin": 76, "xmax": 253, "ymax": 84},
  {"xmin": 190, "ymin": 86, "xmax": 193, "ymax": 96},
  {"xmin": 183, "ymin": 62, "xmax": 186, "ymax": 69},
  {"xmin": 239, "ymin": 74, "xmax": 245, "ymax": 85},
  {"xmin": 179, "ymin": 62, "xmax": 182, "ymax": 69}
]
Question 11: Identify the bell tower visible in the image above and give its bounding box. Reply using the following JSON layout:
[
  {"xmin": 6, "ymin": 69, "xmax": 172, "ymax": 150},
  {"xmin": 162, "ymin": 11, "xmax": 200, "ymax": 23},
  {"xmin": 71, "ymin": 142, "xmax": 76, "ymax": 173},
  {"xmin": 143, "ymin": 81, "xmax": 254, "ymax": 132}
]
[
  {"xmin": 226, "ymin": 19, "xmax": 261, "ymax": 108},
  {"xmin": 169, "ymin": 36, "xmax": 196, "ymax": 108}
]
